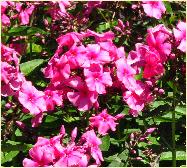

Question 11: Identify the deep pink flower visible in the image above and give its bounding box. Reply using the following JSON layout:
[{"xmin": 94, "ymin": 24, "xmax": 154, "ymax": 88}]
[
  {"xmin": 173, "ymin": 21, "xmax": 186, "ymax": 52},
  {"xmin": 86, "ymin": 29, "xmax": 115, "ymax": 42},
  {"xmin": 116, "ymin": 57, "xmax": 141, "ymax": 91},
  {"xmin": 84, "ymin": 64, "xmax": 113, "ymax": 94},
  {"xmin": 56, "ymin": 32, "xmax": 82, "ymax": 50},
  {"xmin": 123, "ymin": 82, "xmax": 153, "ymax": 117},
  {"xmin": 23, "ymin": 137, "xmax": 56, "ymax": 167},
  {"xmin": 67, "ymin": 77, "xmax": 98, "ymax": 111},
  {"xmin": 16, "ymin": 3, "xmax": 34, "ymax": 25},
  {"xmin": 18, "ymin": 81, "xmax": 47, "ymax": 115},
  {"xmin": 81, "ymin": 130, "xmax": 103, "ymax": 165},
  {"xmin": 64, "ymin": 45, "xmax": 88, "ymax": 69},
  {"xmin": 89, "ymin": 109, "xmax": 124, "ymax": 135},
  {"xmin": 44, "ymin": 89, "xmax": 63, "ymax": 111},
  {"xmin": 86, "ymin": 44, "xmax": 111, "ymax": 65},
  {"xmin": 146, "ymin": 24, "xmax": 172, "ymax": 62},
  {"xmin": 43, "ymin": 55, "xmax": 71, "ymax": 86},
  {"xmin": 54, "ymin": 145, "xmax": 89, "ymax": 167},
  {"xmin": 99, "ymin": 41, "xmax": 123, "ymax": 61},
  {"xmin": 142, "ymin": 1, "xmax": 166, "ymax": 19}
]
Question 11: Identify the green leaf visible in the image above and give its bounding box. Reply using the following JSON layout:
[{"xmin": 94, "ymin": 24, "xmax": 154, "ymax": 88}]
[
  {"xmin": 20, "ymin": 59, "xmax": 45, "ymax": 76},
  {"xmin": 108, "ymin": 159, "xmax": 124, "ymax": 167},
  {"xmin": 45, "ymin": 115, "xmax": 58, "ymax": 123},
  {"xmin": 7, "ymin": 26, "xmax": 29, "ymax": 36},
  {"xmin": 118, "ymin": 149, "xmax": 128, "ymax": 161},
  {"xmin": 27, "ymin": 43, "xmax": 42, "ymax": 53},
  {"xmin": 100, "ymin": 135, "xmax": 110, "ymax": 151},
  {"xmin": 160, "ymin": 151, "xmax": 186, "ymax": 160},
  {"xmin": 163, "ymin": 2, "xmax": 173, "ymax": 15},
  {"xmin": 104, "ymin": 154, "xmax": 119, "ymax": 162},
  {"xmin": 1, "ymin": 151, "xmax": 19, "ymax": 164},
  {"xmin": 6, "ymin": 26, "xmax": 49, "ymax": 36},
  {"xmin": 26, "ymin": 27, "xmax": 50, "ymax": 36},
  {"xmin": 175, "ymin": 105, "xmax": 186, "ymax": 115}
]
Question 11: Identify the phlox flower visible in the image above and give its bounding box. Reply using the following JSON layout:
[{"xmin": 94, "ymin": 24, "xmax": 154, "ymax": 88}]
[
  {"xmin": 115, "ymin": 57, "xmax": 139, "ymax": 91},
  {"xmin": 18, "ymin": 81, "xmax": 47, "ymax": 116},
  {"xmin": 123, "ymin": 82, "xmax": 153, "ymax": 117},
  {"xmin": 44, "ymin": 88, "xmax": 63, "ymax": 111},
  {"xmin": 86, "ymin": 29, "xmax": 115, "ymax": 42},
  {"xmin": 84, "ymin": 64, "xmax": 113, "ymax": 94},
  {"xmin": 89, "ymin": 109, "xmax": 124, "ymax": 135},
  {"xmin": 64, "ymin": 45, "xmax": 89, "ymax": 69},
  {"xmin": 15, "ymin": 2, "xmax": 34, "ymax": 25},
  {"xmin": 1, "ymin": 1, "xmax": 13, "ymax": 26},
  {"xmin": 142, "ymin": 1, "xmax": 166, "ymax": 19},
  {"xmin": 67, "ymin": 77, "xmax": 98, "ymax": 111},
  {"xmin": 81, "ymin": 130, "xmax": 103, "ymax": 165},
  {"xmin": 146, "ymin": 24, "xmax": 172, "ymax": 62},
  {"xmin": 173, "ymin": 21, "xmax": 186, "ymax": 52},
  {"xmin": 86, "ymin": 44, "xmax": 111, "ymax": 65},
  {"xmin": 43, "ymin": 55, "xmax": 71, "ymax": 85}
]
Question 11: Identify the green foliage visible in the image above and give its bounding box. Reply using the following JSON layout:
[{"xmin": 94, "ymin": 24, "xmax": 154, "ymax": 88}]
[{"xmin": 20, "ymin": 59, "xmax": 45, "ymax": 76}]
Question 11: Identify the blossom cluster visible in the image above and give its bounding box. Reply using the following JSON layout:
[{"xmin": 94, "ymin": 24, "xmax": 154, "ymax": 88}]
[
  {"xmin": 23, "ymin": 125, "xmax": 103, "ymax": 167},
  {"xmin": 1, "ymin": 1, "xmax": 186, "ymax": 167}
]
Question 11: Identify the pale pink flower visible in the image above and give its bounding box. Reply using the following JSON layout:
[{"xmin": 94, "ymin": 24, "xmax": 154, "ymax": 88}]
[
  {"xmin": 67, "ymin": 77, "xmax": 98, "ymax": 111},
  {"xmin": 89, "ymin": 109, "xmax": 124, "ymax": 135},
  {"xmin": 18, "ymin": 81, "xmax": 46, "ymax": 115},
  {"xmin": 142, "ymin": 1, "xmax": 166, "ymax": 19},
  {"xmin": 84, "ymin": 64, "xmax": 113, "ymax": 94},
  {"xmin": 173, "ymin": 21, "xmax": 186, "ymax": 52}
]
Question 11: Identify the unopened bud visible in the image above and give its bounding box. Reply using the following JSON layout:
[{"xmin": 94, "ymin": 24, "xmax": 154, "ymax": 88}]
[
  {"xmin": 71, "ymin": 127, "xmax": 77, "ymax": 142},
  {"xmin": 16, "ymin": 121, "xmax": 26, "ymax": 130},
  {"xmin": 158, "ymin": 89, "xmax": 165, "ymax": 95},
  {"xmin": 60, "ymin": 125, "xmax": 66, "ymax": 135}
]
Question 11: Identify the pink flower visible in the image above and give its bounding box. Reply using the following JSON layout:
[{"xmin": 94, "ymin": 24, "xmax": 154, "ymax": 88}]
[
  {"xmin": 116, "ymin": 57, "xmax": 141, "ymax": 91},
  {"xmin": 44, "ymin": 89, "xmax": 63, "ymax": 111},
  {"xmin": 86, "ymin": 29, "xmax": 114, "ymax": 42},
  {"xmin": 146, "ymin": 24, "xmax": 172, "ymax": 62},
  {"xmin": 123, "ymin": 83, "xmax": 153, "ymax": 117},
  {"xmin": 142, "ymin": 1, "xmax": 166, "ymax": 19},
  {"xmin": 84, "ymin": 64, "xmax": 113, "ymax": 94},
  {"xmin": 43, "ymin": 55, "xmax": 71, "ymax": 86},
  {"xmin": 86, "ymin": 44, "xmax": 111, "ymax": 65},
  {"xmin": 56, "ymin": 32, "xmax": 82, "ymax": 50},
  {"xmin": 16, "ymin": 3, "xmax": 34, "ymax": 25},
  {"xmin": 64, "ymin": 45, "xmax": 88, "ymax": 69},
  {"xmin": 99, "ymin": 41, "xmax": 123, "ymax": 61},
  {"xmin": 143, "ymin": 48, "xmax": 165, "ymax": 78},
  {"xmin": 67, "ymin": 77, "xmax": 98, "ymax": 111},
  {"xmin": 89, "ymin": 109, "xmax": 124, "ymax": 135},
  {"xmin": 23, "ymin": 137, "xmax": 56, "ymax": 167},
  {"xmin": 81, "ymin": 130, "xmax": 103, "ymax": 165},
  {"xmin": 54, "ymin": 145, "xmax": 89, "ymax": 167},
  {"xmin": 173, "ymin": 21, "xmax": 186, "ymax": 52},
  {"xmin": 18, "ymin": 81, "xmax": 47, "ymax": 115}
]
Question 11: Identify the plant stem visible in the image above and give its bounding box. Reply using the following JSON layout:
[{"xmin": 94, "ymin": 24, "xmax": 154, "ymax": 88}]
[{"xmin": 172, "ymin": 88, "xmax": 176, "ymax": 167}]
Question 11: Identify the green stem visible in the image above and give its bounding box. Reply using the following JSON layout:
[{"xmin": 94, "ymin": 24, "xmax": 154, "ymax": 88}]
[
  {"xmin": 30, "ymin": 42, "xmax": 32, "ymax": 59},
  {"xmin": 172, "ymin": 88, "xmax": 176, "ymax": 167}
]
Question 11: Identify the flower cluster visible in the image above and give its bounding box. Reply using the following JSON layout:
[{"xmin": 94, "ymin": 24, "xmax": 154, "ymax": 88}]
[{"xmin": 23, "ymin": 125, "xmax": 103, "ymax": 167}]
